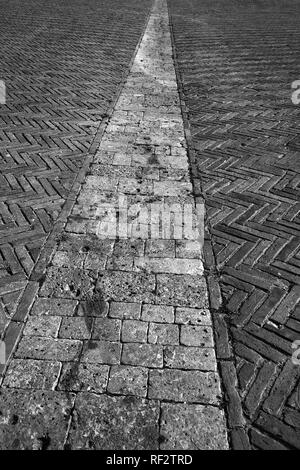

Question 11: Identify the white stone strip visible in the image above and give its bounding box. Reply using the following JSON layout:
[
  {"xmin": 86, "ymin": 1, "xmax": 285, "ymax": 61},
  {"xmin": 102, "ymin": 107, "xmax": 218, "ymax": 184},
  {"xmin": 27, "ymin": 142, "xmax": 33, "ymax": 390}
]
[{"xmin": 62, "ymin": 0, "xmax": 229, "ymax": 449}]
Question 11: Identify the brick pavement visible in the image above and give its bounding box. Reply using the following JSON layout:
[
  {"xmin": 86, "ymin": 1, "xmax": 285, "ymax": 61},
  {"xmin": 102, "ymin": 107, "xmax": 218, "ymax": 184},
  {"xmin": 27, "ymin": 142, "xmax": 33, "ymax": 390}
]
[
  {"xmin": 0, "ymin": 0, "xmax": 228, "ymax": 450},
  {"xmin": 0, "ymin": 0, "xmax": 152, "ymax": 357},
  {"xmin": 168, "ymin": 0, "xmax": 300, "ymax": 450}
]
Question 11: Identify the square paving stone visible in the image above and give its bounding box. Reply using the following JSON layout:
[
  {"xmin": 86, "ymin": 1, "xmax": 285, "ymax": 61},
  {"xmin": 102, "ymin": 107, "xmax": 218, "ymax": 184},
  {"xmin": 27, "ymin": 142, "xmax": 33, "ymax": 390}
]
[
  {"xmin": 160, "ymin": 403, "xmax": 228, "ymax": 450},
  {"xmin": 107, "ymin": 365, "xmax": 148, "ymax": 397},
  {"xmin": 82, "ymin": 340, "xmax": 121, "ymax": 365},
  {"xmin": 0, "ymin": 389, "xmax": 75, "ymax": 450},
  {"xmin": 122, "ymin": 319, "xmax": 148, "ymax": 342},
  {"xmin": 156, "ymin": 274, "xmax": 209, "ymax": 308},
  {"xmin": 164, "ymin": 345, "xmax": 216, "ymax": 371},
  {"xmin": 148, "ymin": 369, "xmax": 221, "ymax": 404},
  {"xmin": 57, "ymin": 363, "xmax": 109, "ymax": 393},
  {"xmin": 77, "ymin": 296, "xmax": 109, "ymax": 318},
  {"xmin": 92, "ymin": 318, "xmax": 121, "ymax": 341},
  {"xmin": 97, "ymin": 271, "xmax": 156, "ymax": 303},
  {"xmin": 67, "ymin": 393, "xmax": 159, "ymax": 449},
  {"xmin": 3, "ymin": 359, "xmax": 61, "ymax": 390}
]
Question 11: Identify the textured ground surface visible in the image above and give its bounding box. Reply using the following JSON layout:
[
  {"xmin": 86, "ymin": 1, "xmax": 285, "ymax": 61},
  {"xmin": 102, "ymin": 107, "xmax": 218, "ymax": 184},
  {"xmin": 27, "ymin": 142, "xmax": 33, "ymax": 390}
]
[
  {"xmin": 0, "ymin": 0, "xmax": 152, "ymax": 338},
  {"xmin": 1, "ymin": 0, "xmax": 300, "ymax": 451},
  {"xmin": 168, "ymin": 0, "xmax": 300, "ymax": 450},
  {"xmin": 0, "ymin": 0, "xmax": 228, "ymax": 450}
]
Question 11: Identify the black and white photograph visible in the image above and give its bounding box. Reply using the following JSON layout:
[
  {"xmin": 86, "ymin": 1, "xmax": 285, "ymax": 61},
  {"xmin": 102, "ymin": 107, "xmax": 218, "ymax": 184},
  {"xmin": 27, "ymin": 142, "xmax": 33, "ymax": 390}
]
[{"xmin": 0, "ymin": 0, "xmax": 299, "ymax": 454}]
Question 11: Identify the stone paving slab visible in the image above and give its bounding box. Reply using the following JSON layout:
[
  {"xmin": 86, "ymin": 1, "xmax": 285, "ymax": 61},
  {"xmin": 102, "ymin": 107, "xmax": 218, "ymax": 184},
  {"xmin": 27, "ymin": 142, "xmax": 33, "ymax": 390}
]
[{"xmin": 0, "ymin": 0, "xmax": 229, "ymax": 450}]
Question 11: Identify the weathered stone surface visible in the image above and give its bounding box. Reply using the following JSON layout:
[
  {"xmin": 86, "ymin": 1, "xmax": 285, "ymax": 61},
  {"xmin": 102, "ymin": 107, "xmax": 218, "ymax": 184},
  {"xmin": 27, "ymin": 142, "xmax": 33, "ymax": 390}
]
[
  {"xmin": 145, "ymin": 239, "xmax": 175, "ymax": 258},
  {"xmin": 153, "ymin": 180, "xmax": 192, "ymax": 197},
  {"xmin": 77, "ymin": 297, "xmax": 109, "ymax": 318},
  {"xmin": 107, "ymin": 365, "xmax": 148, "ymax": 397},
  {"xmin": 148, "ymin": 323, "xmax": 179, "ymax": 345},
  {"xmin": 175, "ymin": 307, "xmax": 211, "ymax": 325},
  {"xmin": 65, "ymin": 217, "xmax": 99, "ymax": 235},
  {"xmin": 57, "ymin": 233, "xmax": 114, "ymax": 258},
  {"xmin": 175, "ymin": 240, "xmax": 202, "ymax": 259},
  {"xmin": 97, "ymin": 271, "xmax": 156, "ymax": 303},
  {"xmin": 59, "ymin": 317, "xmax": 93, "ymax": 340},
  {"xmin": 141, "ymin": 304, "xmax": 174, "ymax": 323},
  {"xmin": 122, "ymin": 319, "xmax": 148, "ymax": 343},
  {"xmin": 92, "ymin": 318, "xmax": 121, "ymax": 341},
  {"xmin": 134, "ymin": 257, "xmax": 203, "ymax": 275},
  {"xmin": 113, "ymin": 239, "xmax": 145, "ymax": 257},
  {"xmin": 83, "ymin": 175, "xmax": 118, "ymax": 192},
  {"xmin": 84, "ymin": 252, "xmax": 108, "ymax": 271},
  {"xmin": 23, "ymin": 316, "xmax": 61, "ymax": 338},
  {"xmin": 15, "ymin": 336, "xmax": 82, "ymax": 361},
  {"xmin": 82, "ymin": 340, "xmax": 121, "ymax": 365},
  {"xmin": 160, "ymin": 403, "xmax": 228, "ymax": 450},
  {"xmin": 181, "ymin": 325, "xmax": 214, "ymax": 347},
  {"xmin": 40, "ymin": 267, "xmax": 96, "ymax": 300},
  {"xmin": 156, "ymin": 274, "xmax": 209, "ymax": 307},
  {"xmin": 106, "ymin": 256, "xmax": 134, "ymax": 271},
  {"xmin": 0, "ymin": 389, "xmax": 75, "ymax": 449},
  {"xmin": 57, "ymin": 363, "xmax": 109, "ymax": 393},
  {"xmin": 67, "ymin": 394, "xmax": 159, "ymax": 449},
  {"xmin": 164, "ymin": 345, "xmax": 216, "ymax": 371},
  {"xmin": 109, "ymin": 301, "xmax": 141, "ymax": 319},
  {"xmin": 122, "ymin": 343, "xmax": 163, "ymax": 368},
  {"xmin": 30, "ymin": 297, "xmax": 77, "ymax": 317},
  {"xmin": 3, "ymin": 359, "xmax": 61, "ymax": 390},
  {"xmin": 149, "ymin": 369, "xmax": 221, "ymax": 404}
]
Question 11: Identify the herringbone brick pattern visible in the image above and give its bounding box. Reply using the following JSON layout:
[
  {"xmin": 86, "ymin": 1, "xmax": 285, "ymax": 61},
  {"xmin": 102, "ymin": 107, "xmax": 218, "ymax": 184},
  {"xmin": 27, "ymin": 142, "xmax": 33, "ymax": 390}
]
[
  {"xmin": 169, "ymin": 0, "xmax": 300, "ymax": 449},
  {"xmin": 0, "ymin": 0, "xmax": 152, "ymax": 336}
]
